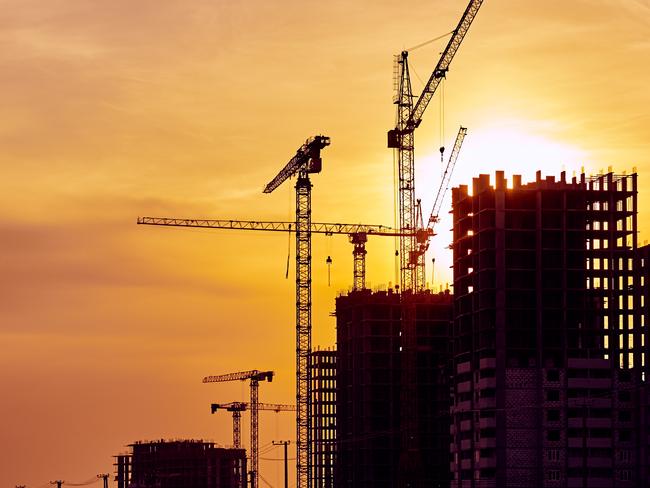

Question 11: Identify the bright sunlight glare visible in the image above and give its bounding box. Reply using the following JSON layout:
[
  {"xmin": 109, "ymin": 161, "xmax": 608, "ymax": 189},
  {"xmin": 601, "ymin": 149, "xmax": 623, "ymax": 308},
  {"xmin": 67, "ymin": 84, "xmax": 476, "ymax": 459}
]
[{"xmin": 415, "ymin": 121, "xmax": 594, "ymax": 290}]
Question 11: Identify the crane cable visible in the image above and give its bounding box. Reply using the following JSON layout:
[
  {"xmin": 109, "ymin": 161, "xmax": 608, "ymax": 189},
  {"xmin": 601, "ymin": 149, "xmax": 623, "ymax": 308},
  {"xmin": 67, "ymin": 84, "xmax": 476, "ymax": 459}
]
[
  {"xmin": 405, "ymin": 30, "xmax": 454, "ymax": 53},
  {"xmin": 439, "ymin": 78, "xmax": 445, "ymax": 164},
  {"xmin": 285, "ymin": 224, "xmax": 291, "ymax": 279}
]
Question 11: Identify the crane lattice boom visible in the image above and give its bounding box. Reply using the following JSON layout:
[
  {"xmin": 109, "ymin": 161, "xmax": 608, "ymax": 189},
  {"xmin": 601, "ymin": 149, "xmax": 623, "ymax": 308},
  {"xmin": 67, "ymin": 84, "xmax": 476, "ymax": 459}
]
[
  {"xmin": 203, "ymin": 370, "xmax": 273, "ymax": 384},
  {"xmin": 212, "ymin": 402, "xmax": 296, "ymax": 412},
  {"xmin": 138, "ymin": 216, "xmax": 423, "ymax": 292},
  {"xmin": 427, "ymin": 126, "xmax": 467, "ymax": 229},
  {"xmin": 408, "ymin": 0, "xmax": 484, "ymax": 130},
  {"xmin": 138, "ymin": 217, "xmax": 404, "ymax": 237},
  {"xmin": 263, "ymin": 136, "xmax": 330, "ymax": 194}
]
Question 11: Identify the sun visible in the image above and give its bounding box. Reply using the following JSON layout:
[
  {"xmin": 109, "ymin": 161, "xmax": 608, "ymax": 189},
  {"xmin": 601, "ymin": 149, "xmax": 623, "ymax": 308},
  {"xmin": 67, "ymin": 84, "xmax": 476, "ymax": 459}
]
[{"xmin": 413, "ymin": 120, "xmax": 592, "ymax": 290}]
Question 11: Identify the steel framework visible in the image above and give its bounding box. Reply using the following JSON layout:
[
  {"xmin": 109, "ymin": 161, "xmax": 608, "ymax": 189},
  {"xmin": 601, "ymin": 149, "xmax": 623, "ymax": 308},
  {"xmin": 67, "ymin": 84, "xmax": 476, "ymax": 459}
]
[
  {"xmin": 263, "ymin": 136, "xmax": 330, "ymax": 488},
  {"xmin": 211, "ymin": 402, "xmax": 296, "ymax": 449},
  {"xmin": 203, "ymin": 370, "xmax": 273, "ymax": 488},
  {"xmin": 388, "ymin": 0, "xmax": 483, "ymax": 291}
]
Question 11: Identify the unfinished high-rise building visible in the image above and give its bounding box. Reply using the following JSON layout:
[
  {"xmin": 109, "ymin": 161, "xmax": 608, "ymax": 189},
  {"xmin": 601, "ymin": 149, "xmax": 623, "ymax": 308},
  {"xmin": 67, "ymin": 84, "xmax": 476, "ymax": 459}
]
[
  {"xmin": 335, "ymin": 288, "xmax": 453, "ymax": 487},
  {"xmin": 310, "ymin": 348, "xmax": 337, "ymax": 488},
  {"xmin": 450, "ymin": 171, "xmax": 644, "ymax": 487},
  {"xmin": 114, "ymin": 439, "xmax": 247, "ymax": 488}
]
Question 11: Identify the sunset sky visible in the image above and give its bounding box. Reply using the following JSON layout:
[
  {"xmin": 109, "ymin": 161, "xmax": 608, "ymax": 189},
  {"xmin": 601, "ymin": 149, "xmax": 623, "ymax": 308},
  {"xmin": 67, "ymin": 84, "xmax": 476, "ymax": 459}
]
[{"xmin": 2, "ymin": 0, "xmax": 650, "ymax": 486}]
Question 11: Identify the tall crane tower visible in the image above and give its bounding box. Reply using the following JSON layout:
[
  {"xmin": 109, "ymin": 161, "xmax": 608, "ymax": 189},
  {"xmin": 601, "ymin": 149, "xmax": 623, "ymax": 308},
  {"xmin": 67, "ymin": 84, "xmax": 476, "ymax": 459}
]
[
  {"xmin": 263, "ymin": 135, "xmax": 329, "ymax": 488},
  {"xmin": 203, "ymin": 370, "xmax": 274, "ymax": 488},
  {"xmin": 211, "ymin": 402, "xmax": 296, "ymax": 449},
  {"xmin": 388, "ymin": 0, "xmax": 484, "ymax": 291},
  {"xmin": 137, "ymin": 217, "xmax": 424, "ymax": 292}
]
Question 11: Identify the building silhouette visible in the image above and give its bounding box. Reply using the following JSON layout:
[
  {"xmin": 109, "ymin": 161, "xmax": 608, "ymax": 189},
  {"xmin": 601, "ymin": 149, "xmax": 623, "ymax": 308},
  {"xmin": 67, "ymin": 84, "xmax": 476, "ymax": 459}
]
[
  {"xmin": 114, "ymin": 439, "xmax": 246, "ymax": 488},
  {"xmin": 449, "ymin": 171, "xmax": 644, "ymax": 487},
  {"xmin": 310, "ymin": 348, "xmax": 337, "ymax": 487},
  {"xmin": 335, "ymin": 288, "xmax": 453, "ymax": 487}
]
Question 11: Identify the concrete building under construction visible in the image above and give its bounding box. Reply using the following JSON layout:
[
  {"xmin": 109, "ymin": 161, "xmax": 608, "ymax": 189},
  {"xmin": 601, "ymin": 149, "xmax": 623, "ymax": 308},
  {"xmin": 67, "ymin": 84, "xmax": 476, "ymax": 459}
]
[
  {"xmin": 114, "ymin": 439, "xmax": 246, "ymax": 488},
  {"xmin": 310, "ymin": 348, "xmax": 337, "ymax": 487},
  {"xmin": 335, "ymin": 288, "xmax": 453, "ymax": 487},
  {"xmin": 449, "ymin": 171, "xmax": 646, "ymax": 487}
]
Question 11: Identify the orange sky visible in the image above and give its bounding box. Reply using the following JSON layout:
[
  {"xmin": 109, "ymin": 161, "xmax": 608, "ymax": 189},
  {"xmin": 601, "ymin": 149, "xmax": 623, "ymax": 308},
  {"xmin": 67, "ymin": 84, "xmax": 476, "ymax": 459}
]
[{"xmin": 2, "ymin": 0, "xmax": 650, "ymax": 486}]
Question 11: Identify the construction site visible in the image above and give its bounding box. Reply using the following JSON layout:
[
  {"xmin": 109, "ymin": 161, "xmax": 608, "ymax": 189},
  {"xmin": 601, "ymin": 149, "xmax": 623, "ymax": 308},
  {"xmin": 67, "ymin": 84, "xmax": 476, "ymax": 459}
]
[
  {"xmin": 8, "ymin": 1, "xmax": 650, "ymax": 488},
  {"xmin": 122, "ymin": 0, "xmax": 650, "ymax": 486},
  {"xmin": 124, "ymin": 0, "xmax": 650, "ymax": 485}
]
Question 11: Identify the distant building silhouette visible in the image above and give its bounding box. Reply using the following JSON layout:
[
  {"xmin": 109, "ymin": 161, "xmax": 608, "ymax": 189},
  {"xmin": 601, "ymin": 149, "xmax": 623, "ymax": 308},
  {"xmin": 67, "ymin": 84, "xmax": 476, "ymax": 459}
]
[
  {"xmin": 450, "ymin": 171, "xmax": 645, "ymax": 487},
  {"xmin": 114, "ymin": 439, "xmax": 246, "ymax": 488},
  {"xmin": 335, "ymin": 288, "xmax": 453, "ymax": 487}
]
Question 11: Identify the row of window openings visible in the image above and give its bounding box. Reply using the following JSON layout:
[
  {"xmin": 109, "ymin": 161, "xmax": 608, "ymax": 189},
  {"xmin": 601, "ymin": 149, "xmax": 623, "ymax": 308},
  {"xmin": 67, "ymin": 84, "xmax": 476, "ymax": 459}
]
[
  {"xmin": 587, "ymin": 236, "xmax": 634, "ymax": 250},
  {"xmin": 603, "ymin": 352, "xmax": 645, "ymax": 370},
  {"xmin": 588, "ymin": 216, "xmax": 634, "ymax": 231},
  {"xmin": 463, "ymin": 276, "xmax": 635, "ymax": 292},
  {"xmin": 588, "ymin": 257, "xmax": 635, "ymax": 271},
  {"xmin": 464, "ymin": 220, "xmax": 632, "ymax": 238},
  {"xmin": 602, "ymin": 335, "xmax": 645, "ymax": 350},
  {"xmin": 546, "ymin": 448, "xmax": 632, "ymax": 461},
  {"xmin": 588, "ymin": 195, "xmax": 634, "ymax": 210},
  {"xmin": 455, "ymin": 465, "xmax": 632, "ymax": 480},
  {"xmin": 548, "ymin": 369, "xmax": 633, "ymax": 381},
  {"xmin": 546, "ymin": 428, "xmax": 632, "ymax": 441},
  {"xmin": 547, "ymin": 469, "xmax": 632, "ymax": 481},
  {"xmin": 545, "ymin": 389, "xmax": 633, "ymax": 401},
  {"xmin": 587, "ymin": 276, "xmax": 635, "ymax": 290},
  {"xmin": 544, "ymin": 408, "xmax": 633, "ymax": 421}
]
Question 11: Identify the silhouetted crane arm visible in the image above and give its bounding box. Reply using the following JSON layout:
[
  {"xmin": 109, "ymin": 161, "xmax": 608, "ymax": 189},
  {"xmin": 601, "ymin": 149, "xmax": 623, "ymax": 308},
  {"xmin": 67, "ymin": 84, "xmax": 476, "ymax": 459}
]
[
  {"xmin": 263, "ymin": 135, "xmax": 331, "ymax": 193},
  {"xmin": 203, "ymin": 370, "xmax": 273, "ymax": 383},
  {"xmin": 427, "ymin": 126, "xmax": 467, "ymax": 229},
  {"xmin": 258, "ymin": 403, "xmax": 296, "ymax": 412},
  {"xmin": 137, "ymin": 217, "xmax": 408, "ymax": 237},
  {"xmin": 408, "ymin": 0, "xmax": 483, "ymax": 131},
  {"xmin": 213, "ymin": 402, "xmax": 296, "ymax": 412}
]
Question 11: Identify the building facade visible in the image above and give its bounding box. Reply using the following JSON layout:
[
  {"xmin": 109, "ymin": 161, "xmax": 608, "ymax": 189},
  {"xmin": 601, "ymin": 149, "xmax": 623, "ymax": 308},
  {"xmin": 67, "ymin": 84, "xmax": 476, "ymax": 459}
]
[
  {"xmin": 450, "ymin": 171, "xmax": 643, "ymax": 487},
  {"xmin": 115, "ymin": 439, "xmax": 247, "ymax": 488},
  {"xmin": 310, "ymin": 348, "xmax": 337, "ymax": 488},
  {"xmin": 335, "ymin": 288, "xmax": 453, "ymax": 487}
]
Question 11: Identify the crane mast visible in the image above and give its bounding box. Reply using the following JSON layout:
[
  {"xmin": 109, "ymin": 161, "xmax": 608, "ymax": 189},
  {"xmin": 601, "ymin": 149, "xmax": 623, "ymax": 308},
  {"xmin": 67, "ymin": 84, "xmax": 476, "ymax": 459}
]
[
  {"xmin": 391, "ymin": 2, "xmax": 482, "ymax": 486},
  {"xmin": 203, "ymin": 370, "xmax": 273, "ymax": 488},
  {"xmin": 263, "ymin": 136, "xmax": 329, "ymax": 488},
  {"xmin": 388, "ymin": 0, "xmax": 483, "ymax": 291},
  {"xmin": 389, "ymin": 52, "xmax": 417, "ymax": 291}
]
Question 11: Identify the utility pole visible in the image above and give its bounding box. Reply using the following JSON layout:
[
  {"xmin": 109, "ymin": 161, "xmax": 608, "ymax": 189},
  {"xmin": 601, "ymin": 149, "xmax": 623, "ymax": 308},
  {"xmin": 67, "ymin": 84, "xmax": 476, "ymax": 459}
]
[
  {"xmin": 97, "ymin": 473, "xmax": 109, "ymax": 488},
  {"xmin": 273, "ymin": 440, "xmax": 291, "ymax": 488}
]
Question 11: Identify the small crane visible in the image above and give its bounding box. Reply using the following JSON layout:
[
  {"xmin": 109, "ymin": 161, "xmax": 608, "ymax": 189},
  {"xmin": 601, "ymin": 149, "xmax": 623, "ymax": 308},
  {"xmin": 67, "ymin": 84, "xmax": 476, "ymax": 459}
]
[
  {"xmin": 413, "ymin": 126, "xmax": 468, "ymax": 289},
  {"xmin": 137, "ymin": 217, "xmax": 425, "ymax": 292},
  {"xmin": 203, "ymin": 370, "xmax": 274, "ymax": 488},
  {"xmin": 211, "ymin": 402, "xmax": 296, "ymax": 449}
]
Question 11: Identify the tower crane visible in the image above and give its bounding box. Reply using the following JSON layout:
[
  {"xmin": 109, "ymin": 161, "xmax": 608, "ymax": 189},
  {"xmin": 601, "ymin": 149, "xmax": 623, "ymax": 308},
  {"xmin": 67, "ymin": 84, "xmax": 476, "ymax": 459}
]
[
  {"xmin": 388, "ymin": 0, "xmax": 483, "ymax": 292},
  {"xmin": 210, "ymin": 402, "xmax": 296, "ymax": 449},
  {"xmin": 262, "ymin": 135, "xmax": 328, "ymax": 488},
  {"xmin": 203, "ymin": 370, "xmax": 274, "ymax": 488},
  {"xmin": 137, "ymin": 217, "xmax": 427, "ymax": 292}
]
